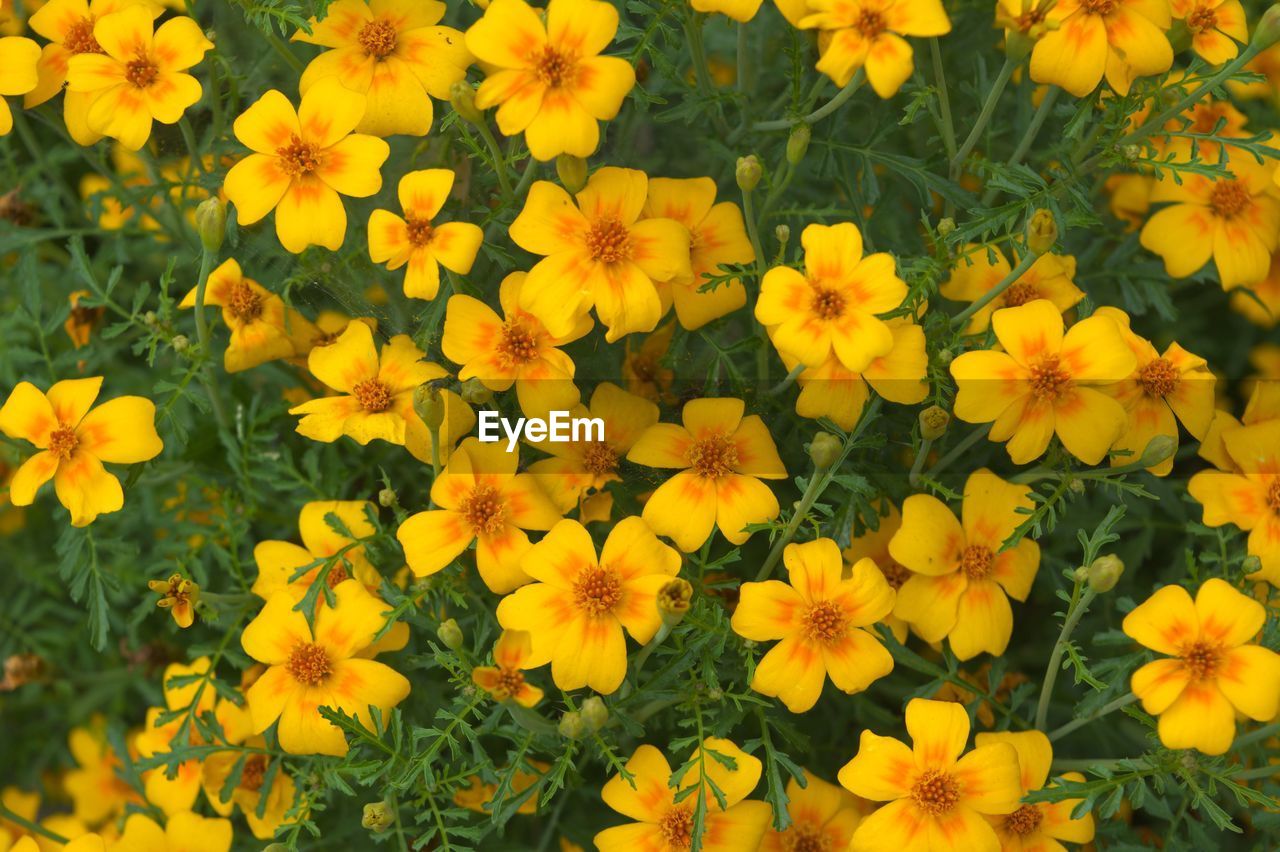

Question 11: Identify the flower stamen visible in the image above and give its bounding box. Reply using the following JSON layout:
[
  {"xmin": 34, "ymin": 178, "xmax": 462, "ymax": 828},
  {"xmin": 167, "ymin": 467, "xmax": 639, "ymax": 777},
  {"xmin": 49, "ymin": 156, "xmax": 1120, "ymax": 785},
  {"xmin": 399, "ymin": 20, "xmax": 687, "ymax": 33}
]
[
  {"xmin": 1210, "ymin": 180, "xmax": 1250, "ymax": 219},
  {"xmin": 352, "ymin": 379, "xmax": 393, "ymax": 413},
  {"xmin": 586, "ymin": 218, "xmax": 633, "ymax": 263},
  {"xmin": 960, "ymin": 544, "xmax": 994, "ymax": 580},
  {"xmin": 286, "ymin": 642, "xmax": 332, "ymax": 686},
  {"xmin": 688, "ymin": 433, "xmax": 738, "ymax": 479},
  {"xmin": 1030, "ymin": 355, "xmax": 1072, "ymax": 400},
  {"xmin": 462, "ymin": 484, "xmax": 506, "ymax": 536},
  {"xmin": 910, "ymin": 768, "xmax": 960, "ymax": 816},
  {"xmin": 357, "ymin": 19, "xmax": 398, "ymax": 58},
  {"xmin": 227, "ymin": 281, "xmax": 265, "ymax": 322},
  {"xmin": 1004, "ymin": 804, "xmax": 1043, "ymax": 836},
  {"xmin": 1137, "ymin": 358, "xmax": 1179, "ymax": 398},
  {"xmin": 49, "ymin": 425, "xmax": 79, "ymax": 460},
  {"xmin": 277, "ymin": 135, "xmax": 321, "ymax": 177},
  {"xmin": 573, "ymin": 567, "xmax": 623, "ymax": 616},
  {"xmin": 802, "ymin": 600, "xmax": 848, "ymax": 644}
]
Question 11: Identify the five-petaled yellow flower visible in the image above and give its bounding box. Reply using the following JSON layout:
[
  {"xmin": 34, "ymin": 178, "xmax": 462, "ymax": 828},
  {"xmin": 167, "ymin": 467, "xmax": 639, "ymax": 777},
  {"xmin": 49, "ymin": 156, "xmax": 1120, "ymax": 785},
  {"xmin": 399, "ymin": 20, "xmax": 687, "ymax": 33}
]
[
  {"xmin": 942, "ymin": 245, "xmax": 1083, "ymax": 335},
  {"xmin": 471, "ymin": 630, "xmax": 544, "ymax": 707},
  {"xmin": 972, "ymin": 730, "xmax": 1096, "ymax": 851},
  {"xmin": 1030, "ymin": 0, "xmax": 1173, "ymax": 97},
  {"xmin": 1172, "ymin": 0, "xmax": 1248, "ymax": 65},
  {"xmin": 799, "ymin": 0, "xmax": 951, "ymax": 97},
  {"xmin": 760, "ymin": 769, "xmax": 865, "ymax": 852}
]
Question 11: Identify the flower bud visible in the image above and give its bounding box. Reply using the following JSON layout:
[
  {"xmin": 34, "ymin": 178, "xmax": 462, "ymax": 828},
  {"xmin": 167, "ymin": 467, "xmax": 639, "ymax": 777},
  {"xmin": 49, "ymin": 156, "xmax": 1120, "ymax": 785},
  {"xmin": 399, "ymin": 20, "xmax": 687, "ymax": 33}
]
[
  {"xmin": 1026, "ymin": 209, "xmax": 1058, "ymax": 255},
  {"xmin": 413, "ymin": 384, "xmax": 446, "ymax": 431},
  {"xmin": 194, "ymin": 197, "xmax": 225, "ymax": 252},
  {"xmin": 657, "ymin": 578, "xmax": 693, "ymax": 628},
  {"xmin": 460, "ymin": 377, "xmax": 493, "ymax": 406},
  {"xmin": 1086, "ymin": 554, "xmax": 1124, "ymax": 593},
  {"xmin": 786, "ymin": 125, "xmax": 811, "ymax": 165},
  {"xmin": 937, "ymin": 217, "xmax": 956, "ymax": 237},
  {"xmin": 1139, "ymin": 434, "xmax": 1176, "ymax": 468},
  {"xmin": 1242, "ymin": 554, "xmax": 1263, "ymax": 576},
  {"xmin": 580, "ymin": 696, "xmax": 609, "ymax": 732},
  {"xmin": 436, "ymin": 618, "xmax": 463, "ymax": 651},
  {"xmin": 919, "ymin": 406, "xmax": 950, "ymax": 441},
  {"xmin": 558, "ymin": 710, "xmax": 585, "ymax": 739},
  {"xmin": 736, "ymin": 155, "xmax": 762, "ymax": 192},
  {"xmin": 362, "ymin": 801, "xmax": 393, "ymax": 833},
  {"xmin": 774, "ymin": 224, "xmax": 790, "ymax": 247},
  {"xmin": 449, "ymin": 81, "xmax": 484, "ymax": 125},
  {"xmin": 808, "ymin": 432, "xmax": 841, "ymax": 471},
  {"xmin": 556, "ymin": 154, "xmax": 588, "ymax": 193},
  {"xmin": 936, "ymin": 348, "xmax": 954, "ymax": 366},
  {"xmin": 171, "ymin": 334, "xmax": 190, "ymax": 353},
  {"xmin": 1254, "ymin": 4, "xmax": 1280, "ymax": 51},
  {"xmin": 377, "ymin": 487, "xmax": 398, "ymax": 508}
]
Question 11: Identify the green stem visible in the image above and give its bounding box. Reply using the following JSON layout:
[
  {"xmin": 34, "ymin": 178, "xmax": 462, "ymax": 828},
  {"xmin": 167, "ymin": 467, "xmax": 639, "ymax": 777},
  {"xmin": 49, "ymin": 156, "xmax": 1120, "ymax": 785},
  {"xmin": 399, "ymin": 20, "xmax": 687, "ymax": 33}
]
[
  {"xmin": 192, "ymin": 245, "xmax": 231, "ymax": 435},
  {"xmin": 908, "ymin": 437, "xmax": 935, "ymax": 488},
  {"xmin": 179, "ymin": 117, "xmax": 206, "ymax": 175},
  {"xmin": 1232, "ymin": 721, "xmax": 1280, "ymax": 751},
  {"xmin": 736, "ymin": 22, "xmax": 749, "ymax": 99},
  {"xmin": 1036, "ymin": 579, "xmax": 1097, "ymax": 731},
  {"xmin": 474, "ymin": 120, "xmax": 515, "ymax": 202},
  {"xmin": 753, "ymin": 70, "xmax": 864, "ymax": 131},
  {"xmin": 926, "ymin": 424, "xmax": 991, "ymax": 479},
  {"xmin": 931, "ymin": 39, "xmax": 958, "ymax": 163},
  {"xmin": 765, "ymin": 364, "xmax": 803, "ymax": 397},
  {"xmin": 266, "ymin": 33, "xmax": 304, "ymax": 72},
  {"xmin": 1230, "ymin": 764, "xmax": 1280, "ymax": 782},
  {"xmin": 1048, "ymin": 692, "xmax": 1138, "ymax": 741},
  {"xmin": 685, "ymin": 12, "xmax": 730, "ymax": 136},
  {"xmin": 951, "ymin": 55, "xmax": 1017, "ymax": 181},
  {"xmin": 950, "ymin": 249, "xmax": 1037, "ymax": 329},
  {"xmin": 741, "ymin": 185, "xmax": 770, "ymax": 386},
  {"xmin": 982, "ymin": 86, "xmax": 1059, "ymax": 207},
  {"xmin": 0, "ymin": 801, "xmax": 68, "ymax": 844}
]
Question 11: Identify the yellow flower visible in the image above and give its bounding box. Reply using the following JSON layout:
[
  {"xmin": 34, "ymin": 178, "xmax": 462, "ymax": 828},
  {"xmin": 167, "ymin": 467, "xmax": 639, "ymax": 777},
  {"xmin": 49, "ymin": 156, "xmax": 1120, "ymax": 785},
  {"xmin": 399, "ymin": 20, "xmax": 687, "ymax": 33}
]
[
  {"xmin": 972, "ymin": 730, "xmax": 1096, "ymax": 850},
  {"xmin": 843, "ymin": 502, "xmax": 912, "ymax": 642},
  {"xmin": 1140, "ymin": 158, "xmax": 1280, "ymax": 290},
  {"xmin": 691, "ymin": 0, "xmax": 765, "ymax": 22},
  {"xmin": 495, "ymin": 516, "xmax": 680, "ymax": 694},
  {"xmin": 368, "ymin": 169, "xmax": 483, "ymax": 300},
  {"xmin": 454, "ymin": 764, "xmax": 545, "ymax": 815},
  {"xmin": 148, "ymin": 574, "xmax": 199, "ymax": 628},
  {"xmin": 889, "ymin": 470, "xmax": 1041, "ymax": 660},
  {"xmin": 942, "ymin": 246, "xmax": 1083, "ymax": 334},
  {"xmin": 733, "ymin": 539, "xmax": 895, "ymax": 713},
  {"xmin": 1123, "ymin": 578, "xmax": 1280, "ymax": 754},
  {"xmin": 397, "ymin": 438, "xmax": 564, "ymax": 593},
  {"xmin": 798, "ymin": 0, "xmax": 951, "ymax": 97},
  {"xmin": 838, "ymin": 698, "xmax": 1023, "ymax": 850},
  {"xmin": 1095, "ymin": 307, "xmax": 1215, "ymax": 476},
  {"xmin": 1029, "ymin": 0, "xmax": 1172, "ymax": 97},
  {"xmin": 595, "ymin": 738, "xmax": 771, "ymax": 851},
  {"xmin": 65, "ymin": 290, "xmax": 104, "ymax": 349},
  {"xmin": 760, "ymin": 769, "xmax": 865, "ymax": 852},
  {"xmin": 113, "ymin": 811, "xmax": 232, "ymax": 852},
  {"xmin": 442, "ymin": 271, "xmax": 589, "ymax": 418},
  {"xmin": 201, "ymin": 736, "xmax": 299, "ymax": 840},
  {"xmin": 950, "ymin": 299, "xmax": 1137, "ymax": 465},
  {"xmin": 0, "ymin": 36, "xmax": 39, "ymax": 136},
  {"xmin": 757, "ymin": 222, "xmax": 908, "ymax": 372},
  {"xmin": 13, "ymin": 835, "xmax": 106, "ymax": 852},
  {"xmin": 223, "ymin": 79, "xmax": 390, "ymax": 253},
  {"xmin": 1188, "ymin": 420, "xmax": 1280, "ymax": 585},
  {"xmin": 288, "ymin": 321, "xmax": 474, "ymax": 465},
  {"xmin": 63, "ymin": 7, "xmax": 211, "ymax": 150},
  {"xmin": 0, "ymin": 377, "xmax": 163, "ymax": 526},
  {"xmin": 471, "ymin": 630, "xmax": 545, "ymax": 707},
  {"xmin": 510, "ymin": 166, "xmax": 692, "ymax": 341},
  {"xmin": 627, "ymin": 397, "xmax": 787, "ymax": 552},
  {"xmin": 240, "ymin": 580, "xmax": 410, "ymax": 755},
  {"xmin": 179, "ymin": 258, "xmax": 317, "ymax": 373},
  {"xmin": 252, "ymin": 500, "xmax": 380, "ymax": 600},
  {"xmin": 465, "ymin": 0, "xmax": 636, "ymax": 161},
  {"xmin": 641, "ymin": 176, "xmax": 756, "ymax": 330},
  {"xmin": 64, "ymin": 717, "xmax": 143, "ymax": 825},
  {"xmin": 294, "ymin": 0, "xmax": 471, "ymax": 137},
  {"xmin": 622, "ymin": 320, "xmax": 676, "ymax": 403},
  {"xmin": 1231, "ymin": 251, "xmax": 1280, "ymax": 326},
  {"xmin": 1172, "ymin": 0, "xmax": 1248, "ymax": 65}
]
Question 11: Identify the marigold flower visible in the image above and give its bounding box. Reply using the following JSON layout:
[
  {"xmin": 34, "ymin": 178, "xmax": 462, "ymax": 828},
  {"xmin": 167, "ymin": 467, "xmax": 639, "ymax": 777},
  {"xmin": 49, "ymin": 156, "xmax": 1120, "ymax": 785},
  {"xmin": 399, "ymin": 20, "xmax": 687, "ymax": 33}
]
[
  {"xmin": 113, "ymin": 811, "xmax": 232, "ymax": 852},
  {"xmin": 454, "ymin": 764, "xmax": 546, "ymax": 815},
  {"xmin": 495, "ymin": 516, "xmax": 680, "ymax": 693},
  {"xmin": 1123, "ymin": 578, "xmax": 1280, "ymax": 754},
  {"xmin": 838, "ymin": 698, "xmax": 1023, "ymax": 850},
  {"xmin": 1188, "ymin": 420, "xmax": 1280, "ymax": 584},
  {"xmin": 641, "ymin": 176, "xmax": 755, "ymax": 330},
  {"xmin": 471, "ymin": 630, "xmax": 544, "ymax": 707},
  {"xmin": 64, "ymin": 290, "xmax": 105, "ymax": 349},
  {"xmin": 1141, "ymin": 158, "xmax": 1280, "ymax": 291},
  {"xmin": 595, "ymin": 738, "xmax": 771, "ymax": 851},
  {"xmin": 972, "ymin": 730, "xmax": 1096, "ymax": 849},
  {"xmin": 1029, "ymin": 0, "xmax": 1173, "ymax": 97},
  {"xmin": 289, "ymin": 321, "xmax": 474, "ymax": 465},
  {"xmin": 252, "ymin": 500, "xmax": 379, "ymax": 599},
  {"xmin": 368, "ymin": 168, "xmax": 483, "ymax": 300},
  {"xmin": 950, "ymin": 299, "xmax": 1137, "ymax": 465},
  {"xmin": 201, "ymin": 735, "xmax": 299, "ymax": 840},
  {"xmin": 65, "ymin": 718, "xmax": 143, "ymax": 825},
  {"xmin": 844, "ymin": 502, "xmax": 912, "ymax": 642},
  {"xmin": 510, "ymin": 166, "xmax": 692, "ymax": 341},
  {"xmin": 628, "ymin": 397, "xmax": 787, "ymax": 552},
  {"xmin": 223, "ymin": 80, "xmax": 390, "ymax": 254},
  {"xmin": 149, "ymin": 573, "xmax": 199, "ymax": 628},
  {"xmin": 942, "ymin": 246, "xmax": 1083, "ymax": 334},
  {"xmin": 0, "ymin": 377, "xmax": 163, "ymax": 526},
  {"xmin": 757, "ymin": 222, "xmax": 908, "ymax": 372},
  {"xmin": 1173, "ymin": 0, "xmax": 1248, "ymax": 64},
  {"xmin": 1095, "ymin": 307, "xmax": 1216, "ymax": 476},
  {"xmin": 63, "ymin": 7, "xmax": 211, "ymax": 150},
  {"xmin": 889, "ymin": 470, "xmax": 1041, "ymax": 660},
  {"xmin": 294, "ymin": 0, "xmax": 471, "ymax": 137},
  {"xmin": 798, "ymin": 0, "xmax": 951, "ymax": 97},
  {"xmin": 442, "ymin": 272, "xmax": 589, "ymax": 419},
  {"xmin": 0, "ymin": 36, "xmax": 39, "ymax": 136},
  {"xmin": 465, "ymin": 0, "xmax": 636, "ymax": 161},
  {"xmin": 240, "ymin": 580, "xmax": 410, "ymax": 755},
  {"xmin": 733, "ymin": 539, "xmax": 895, "ymax": 712},
  {"xmin": 397, "ymin": 438, "xmax": 563, "ymax": 593},
  {"xmin": 760, "ymin": 769, "xmax": 865, "ymax": 852}
]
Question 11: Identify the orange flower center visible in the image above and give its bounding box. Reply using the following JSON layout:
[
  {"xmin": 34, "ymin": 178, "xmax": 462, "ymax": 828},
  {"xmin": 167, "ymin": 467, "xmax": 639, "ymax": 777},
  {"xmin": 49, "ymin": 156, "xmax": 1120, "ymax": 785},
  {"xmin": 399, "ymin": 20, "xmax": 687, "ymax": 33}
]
[
  {"xmin": 286, "ymin": 642, "xmax": 332, "ymax": 686},
  {"xmin": 405, "ymin": 214, "xmax": 434, "ymax": 247},
  {"xmin": 1267, "ymin": 478, "xmax": 1280, "ymax": 514},
  {"xmin": 880, "ymin": 560, "xmax": 911, "ymax": 590},
  {"xmin": 493, "ymin": 667, "xmax": 526, "ymax": 699},
  {"xmin": 960, "ymin": 544, "xmax": 994, "ymax": 580},
  {"xmin": 802, "ymin": 600, "xmax": 848, "ymax": 644},
  {"xmin": 1137, "ymin": 357, "xmax": 1179, "ymax": 398},
  {"xmin": 1004, "ymin": 804, "xmax": 1043, "ymax": 836},
  {"xmin": 64, "ymin": 18, "xmax": 104, "ymax": 55},
  {"xmin": 854, "ymin": 9, "xmax": 886, "ymax": 37},
  {"xmin": 1014, "ymin": 7, "xmax": 1048, "ymax": 32},
  {"xmin": 688, "ymin": 432, "xmax": 738, "ymax": 479},
  {"xmin": 533, "ymin": 45, "xmax": 574, "ymax": 88},
  {"xmin": 810, "ymin": 286, "xmax": 846, "ymax": 320},
  {"xmin": 582, "ymin": 441, "xmax": 618, "ymax": 476},
  {"xmin": 352, "ymin": 379, "xmax": 393, "ymax": 413},
  {"xmin": 1181, "ymin": 639, "xmax": 1222, "ymax": 680},
  {"xmin": 226, "ymin": 281, "xmax": 264, "ymax": 322},
  {"xmin": 277, "ymin": 135, "xmax": 321, "ymax": 177},
  {"xmin": 1080, "ymin": 0, "xmax": 1117, "ymax": 15},
  {"xmin": 462, "ymin": 484, "xmax": 507, "ymax": 537},
  {"xmin": 658, "ymin": 806, "xmax": 694, "ymax": 849},
  {"xmin": 629, "ymin": 355, "xmax": 657, "ymax": 383},
  {"xmin": 781, "ymin": 821, "xmax": 833, "ymax": 852},
  {"xmin": 48, "ymin": 424, "xmax": 79, "ymax": 460},
  {"xmin": 911, "ymin": 768, "xmax": 960, "ymax": 816},
  {"xmin": 240, "ymin": 754, "xmax": 268, "ymax": 792},
  {"xmin": 1209, "ymin": 180, "xmax": 1251, "ymax": 219},
  {"xmin": 357, "ymin": 18, "xmax": 398, "ymax": 58},
  {"xmin": 325, "ymin": 562, "xmax": 350, "ymax": 588},
  {"xmin": 1001, "ymin": 281, "xmax": 1040, "ymax": 308},
  {"xmin": 1187, "ymin": 6, "xmax": 1218, "ymax": 33},
  {"xmin": 498, "ymin": 322, "xmax": 539, "ymax": 366},
  {"xmin": 573, "ymin": 566, "xmax": 623, "ymax": 616},
  {"xmin": 125, "ymin": 56, "xmax": 159, "ymax": 89},
  {"xmin": 1030, "ymin": 355, "xmax": 1072, "ymax": 401},
  {"xmin": 586, "ymin": 217, "xmax": 633, "ymax": 263}
]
